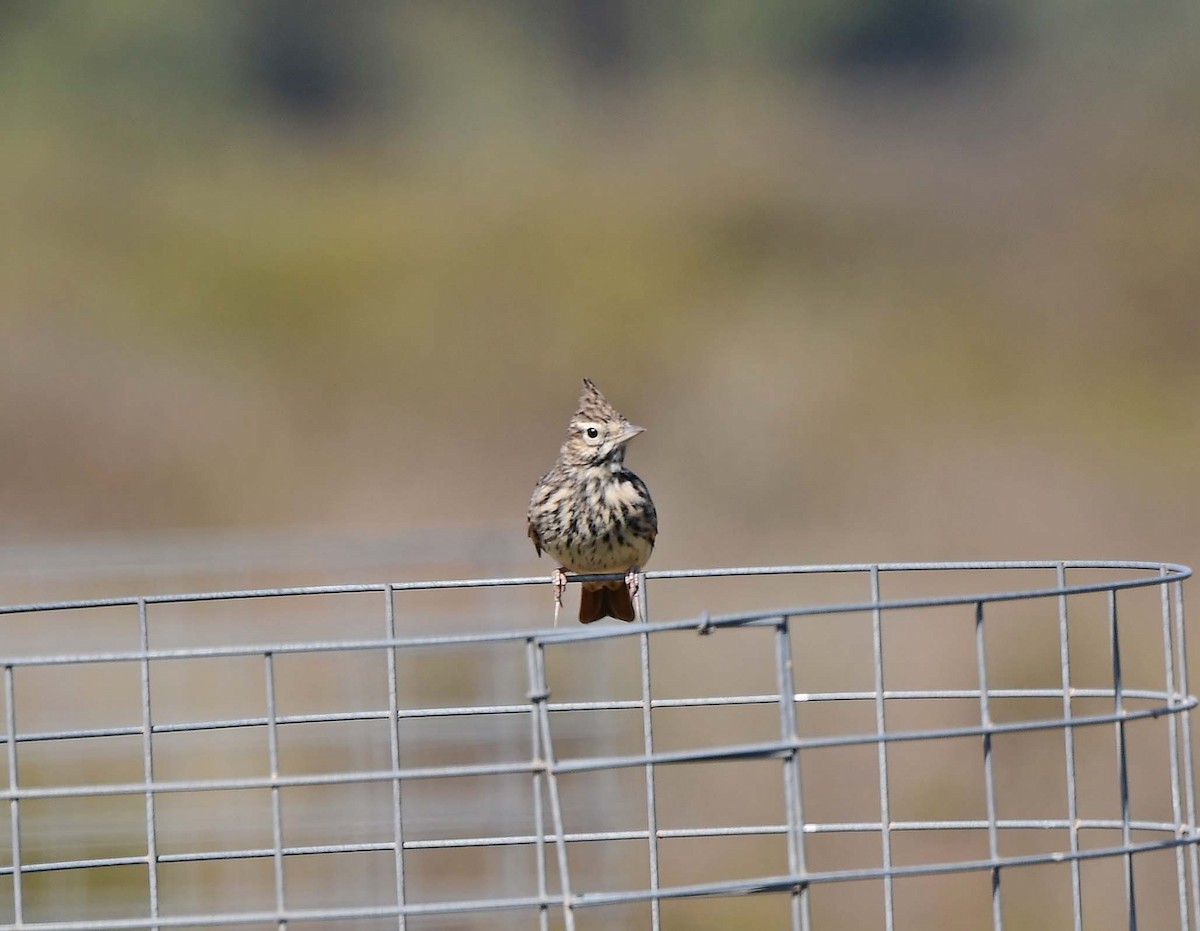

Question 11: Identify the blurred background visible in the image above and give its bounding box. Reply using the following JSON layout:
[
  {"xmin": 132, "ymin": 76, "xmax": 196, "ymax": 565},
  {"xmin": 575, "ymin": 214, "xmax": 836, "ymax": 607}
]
[{"xmin": 2, "ymin": 0, "xmax": 1199, "ymax": 928}]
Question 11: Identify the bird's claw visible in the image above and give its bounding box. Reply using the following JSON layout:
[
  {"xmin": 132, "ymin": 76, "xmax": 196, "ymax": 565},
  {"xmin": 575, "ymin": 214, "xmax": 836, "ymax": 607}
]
[
  {"xmin": 626, "ymin": 567, "xmax": 642, "ymax": 620},
  {"xmin": 552, "ymin": 567, "xmax": 568, "ymax": 628}
]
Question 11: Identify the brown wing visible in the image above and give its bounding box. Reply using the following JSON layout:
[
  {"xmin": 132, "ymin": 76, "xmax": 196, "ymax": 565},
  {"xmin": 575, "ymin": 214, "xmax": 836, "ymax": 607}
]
[
  {"xmin": 527, "ymin": 518, "xmax": 543, "ymax": 557},
  {"xmin": 631, "ymin": 472, "xmax": 657, "ymax": 550}
]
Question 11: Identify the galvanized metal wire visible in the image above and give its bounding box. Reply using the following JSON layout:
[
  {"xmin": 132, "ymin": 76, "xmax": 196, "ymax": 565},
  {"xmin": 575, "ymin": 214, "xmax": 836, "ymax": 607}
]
[{"xmin": 0, "ymin": 560, "xmax": 1196, "ymax": 929}]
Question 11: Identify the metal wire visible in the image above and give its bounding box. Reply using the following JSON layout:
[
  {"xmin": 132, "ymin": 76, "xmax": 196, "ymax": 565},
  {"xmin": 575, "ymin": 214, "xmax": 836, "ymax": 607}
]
[{"xmin": 0, "ymin": 560, "xmax": 1195, "ymax": 929}]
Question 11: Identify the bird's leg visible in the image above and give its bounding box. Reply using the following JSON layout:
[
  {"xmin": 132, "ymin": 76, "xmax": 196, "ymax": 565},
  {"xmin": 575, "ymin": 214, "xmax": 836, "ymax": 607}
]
[
  {"xmin": 552, "ymin": 566, "xmax": 568, "ymax": 628},
  {"xmin": 625, "ymin": 567, "xmax": 642, "ymax": 620}
]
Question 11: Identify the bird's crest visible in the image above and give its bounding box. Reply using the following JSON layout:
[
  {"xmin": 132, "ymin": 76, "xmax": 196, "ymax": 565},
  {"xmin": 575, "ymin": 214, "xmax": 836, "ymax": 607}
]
[{"xmin": 575, "ymin": 378, "xmax": 623, "ymax": 424}]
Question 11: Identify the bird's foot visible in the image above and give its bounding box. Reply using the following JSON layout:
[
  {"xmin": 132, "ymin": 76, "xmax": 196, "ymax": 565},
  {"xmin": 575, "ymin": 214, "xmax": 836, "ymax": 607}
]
[
  {"xmin": 552, "ymin": 567, "xmax": 568, "ymax": 628},
  {"xmin": 625, "ymin": 567, "xmax": 642, "ymax": 620}
]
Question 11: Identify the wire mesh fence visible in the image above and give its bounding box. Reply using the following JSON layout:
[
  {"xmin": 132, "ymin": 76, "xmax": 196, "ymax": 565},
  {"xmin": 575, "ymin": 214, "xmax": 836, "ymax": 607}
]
[{"xmin": 0, "ymin": 560, "xmax": 1195, "ymax": 929}]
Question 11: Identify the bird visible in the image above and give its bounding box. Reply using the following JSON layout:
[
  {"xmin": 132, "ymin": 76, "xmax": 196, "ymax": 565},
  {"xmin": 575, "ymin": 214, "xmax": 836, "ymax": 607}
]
[{"xmin": 527, "ymin": 378, "xmax": 658, "ymax": 624}]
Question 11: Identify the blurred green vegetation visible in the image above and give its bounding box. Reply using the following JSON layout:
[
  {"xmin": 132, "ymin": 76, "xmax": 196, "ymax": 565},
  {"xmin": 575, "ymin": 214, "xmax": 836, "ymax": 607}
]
[
  {"xmin": 2, "ymin": 0, "xmax": 1198, "ymax": 550},
  {"xmin": 1, "ymin": 0, "xmax": 1197, "ymax": 548}
]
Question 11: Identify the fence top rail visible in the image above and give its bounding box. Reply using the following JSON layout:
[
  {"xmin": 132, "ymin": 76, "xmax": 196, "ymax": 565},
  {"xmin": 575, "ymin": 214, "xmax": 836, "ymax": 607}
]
[{"xmin": 0, "ymin": 562, "xmax": 1188, "ymax": 660}]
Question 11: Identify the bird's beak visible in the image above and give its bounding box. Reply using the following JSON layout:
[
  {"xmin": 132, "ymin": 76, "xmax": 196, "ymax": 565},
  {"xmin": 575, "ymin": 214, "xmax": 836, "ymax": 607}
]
[{"xmin": 615, "ymin": 424, "xmax": 645, "ymax": 446}]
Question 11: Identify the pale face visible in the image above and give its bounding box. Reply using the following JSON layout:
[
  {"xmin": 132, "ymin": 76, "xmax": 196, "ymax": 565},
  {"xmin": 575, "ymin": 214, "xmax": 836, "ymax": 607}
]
[{"xmin": 560, "ymin": 419, "xmax": 637, "ymax": 469}]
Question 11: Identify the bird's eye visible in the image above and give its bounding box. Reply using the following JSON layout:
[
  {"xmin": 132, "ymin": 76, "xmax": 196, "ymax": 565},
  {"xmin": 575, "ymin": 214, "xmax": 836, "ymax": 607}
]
[{"xmin": 585, "ymin": 427, "xmax": 599, "ymax": 439}]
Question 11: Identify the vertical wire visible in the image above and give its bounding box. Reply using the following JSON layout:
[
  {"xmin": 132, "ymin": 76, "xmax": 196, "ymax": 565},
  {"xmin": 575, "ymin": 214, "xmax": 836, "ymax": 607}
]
[
  {"xmin": 4, "ymin": 665, "xmax": 22, "ymax": 926},
  {"xmin": 479, "ymin": 555, "xmax": 527, "ymax": 903},
  {"xmin": 637, "ymin": 572, "xmax": 662, "ymax": 931},
  {"xmin": 383, "ymin": 587, "xmax": 407, "ymax": 931},
  {"xmin": 976, "ymin": 601, "xmax": 1003, "ymax": 931},
  {"xmin": 1174, "ymin": 578, "xmax": 1200, "ymax": 930},
  {"xmin": 1057, "ymin": 563, "xmax": 1084, "ymax": 931},
  {"xmin": 774, "ymin": 616, "xmax": 812, "ymax": 931},
  {"xmin": 525, "ymin": 638, "xmax": 550, "ymax": 931},
  {"xmin": 138, "ymin": 599, "xmax": 161, "ymax": 930},
  {"xmin": 531, "ymin": 639, "xmax": 576, "ymax": 931},
  {"xmin": 1109, "ymin": 590, "xmax": 1137, "ymax": 930},
  {"xmin": 1173, "ymin": 580, "xmax": 1200, "ymax": 930},
  {"xmin": 870, "ymin": 567, "xmax": 896, "ymax": 931},
  {"xmin": 1159, "ymin": 568, "xmax": 1190, "ymax": 930},
  {"xmin": 264, "ymin": 652, "xmax": 288, "ymax": 930}
]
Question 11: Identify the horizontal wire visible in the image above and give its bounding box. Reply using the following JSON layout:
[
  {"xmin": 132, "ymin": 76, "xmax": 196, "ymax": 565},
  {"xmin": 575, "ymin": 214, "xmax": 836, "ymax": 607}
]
[
  {"xmin": 2, "ymin": 697, "xmax": 1192, "ymax": 803},
  {"xmin": 0, "ymin": 566, "xmax": 1186, "ymax": 665},
  {"xmin": 0, "ymin": 893, "xmax": 556, "ymax": 930},
  {"xmin": 574, "ymin": 834, "xmax": 1200, "ymax": 909},
  {"xmin": 5, "ymin": 818, "xmax": 1191, "ymax": 878},
  {"xmin": 0, "ymin": 560, "xmax": 1188, "ymax": 621},
  {"xmin": 0, "ymin": 835, "xmax": 1195, "ymax": 930},
  {"xmin": 0, "ymin": 687, "xmax": 1180, "ymax": 747},
  {"xmin": 550, "ymin": 698, "xmax": 1195, "ymax": 775},
  {"xmin": 0, "ymin": 566, "xmax": 1190, "ymax": 668}
]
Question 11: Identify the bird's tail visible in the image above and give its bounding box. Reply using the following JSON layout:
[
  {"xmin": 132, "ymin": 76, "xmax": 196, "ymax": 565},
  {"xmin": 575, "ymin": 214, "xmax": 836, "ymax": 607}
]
[{"xmin": 579, "ymin": 581, "xmax": 636, "ymax": 623}]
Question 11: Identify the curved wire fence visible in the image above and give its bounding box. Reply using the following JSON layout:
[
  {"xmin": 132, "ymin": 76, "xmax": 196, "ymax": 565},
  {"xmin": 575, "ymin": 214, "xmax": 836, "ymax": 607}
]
[{"xmin": 0, "ymin": 560, "xmax": 1195, "ymax": 929}]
